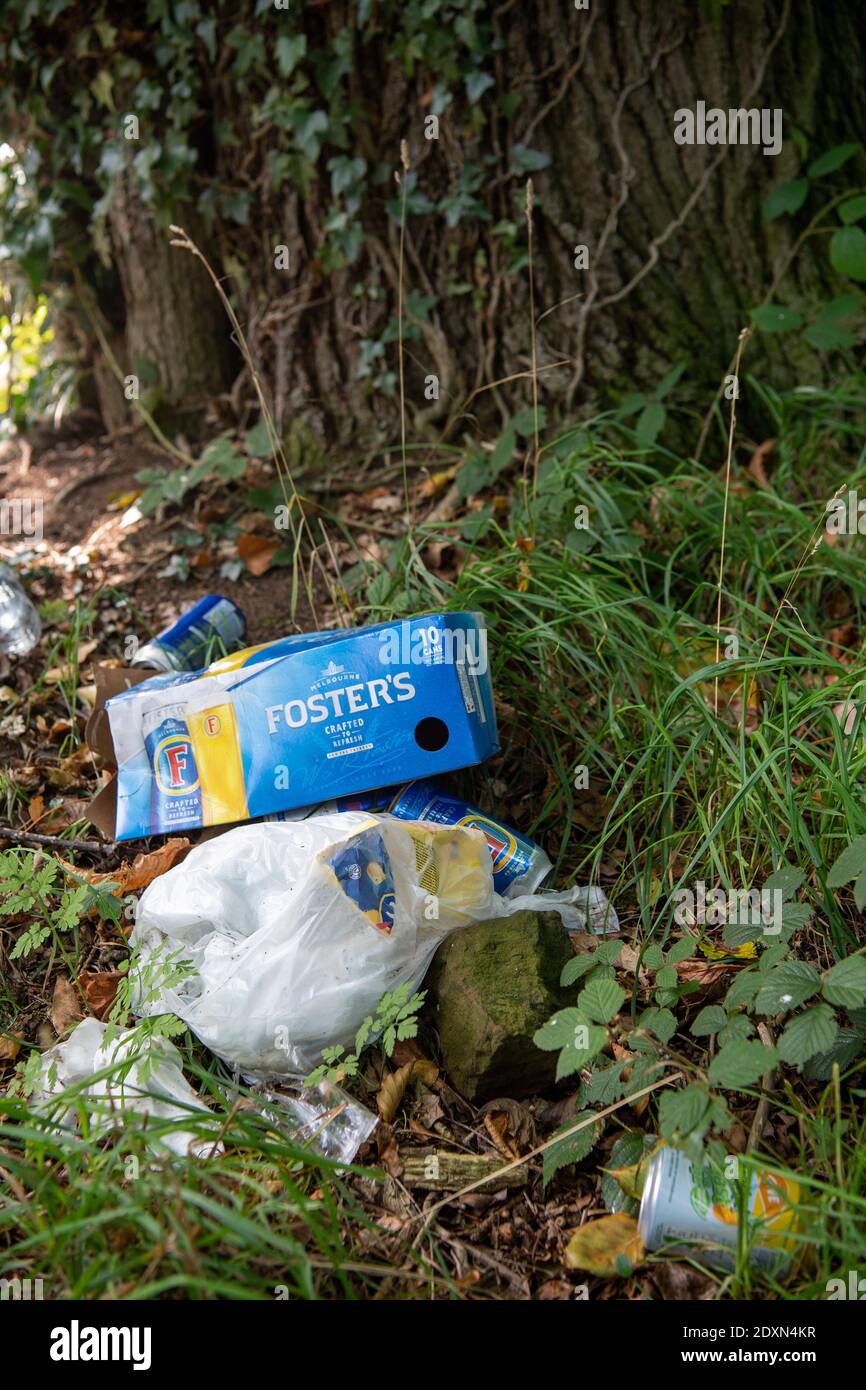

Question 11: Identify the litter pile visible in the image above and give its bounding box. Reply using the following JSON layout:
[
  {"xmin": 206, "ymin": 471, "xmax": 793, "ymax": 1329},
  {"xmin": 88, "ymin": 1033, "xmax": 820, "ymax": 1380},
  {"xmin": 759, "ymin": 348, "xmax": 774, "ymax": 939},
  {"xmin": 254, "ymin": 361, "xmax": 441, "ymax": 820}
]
[{"xmin": 20, "ymin": 593, "xmax": 618, "ymax": 1162}]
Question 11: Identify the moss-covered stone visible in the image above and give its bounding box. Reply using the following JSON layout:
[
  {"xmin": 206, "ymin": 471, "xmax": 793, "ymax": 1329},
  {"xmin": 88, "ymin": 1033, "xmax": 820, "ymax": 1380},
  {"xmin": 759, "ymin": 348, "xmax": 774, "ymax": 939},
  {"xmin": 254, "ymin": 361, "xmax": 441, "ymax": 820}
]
[{"xmin": 426, "ymin": 911, "xmax": 574, "ymax": 1103}]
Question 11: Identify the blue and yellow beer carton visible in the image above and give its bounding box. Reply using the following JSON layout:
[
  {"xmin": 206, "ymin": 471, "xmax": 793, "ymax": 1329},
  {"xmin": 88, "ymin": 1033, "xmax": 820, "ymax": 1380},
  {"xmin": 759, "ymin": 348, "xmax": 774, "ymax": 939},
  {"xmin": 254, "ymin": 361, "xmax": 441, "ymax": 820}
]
[{"xmin": 105, "ymin": 612, "xmax": 497, "ymax": 841}]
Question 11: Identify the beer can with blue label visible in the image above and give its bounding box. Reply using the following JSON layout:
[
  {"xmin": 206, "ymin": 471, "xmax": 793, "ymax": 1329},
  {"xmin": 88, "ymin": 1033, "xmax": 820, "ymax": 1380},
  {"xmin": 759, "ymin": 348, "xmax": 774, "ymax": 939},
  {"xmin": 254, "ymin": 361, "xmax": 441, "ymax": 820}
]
[
  {"xmin": 389, "ymin": 779, "xmax": 552, "ymax": 897},
  {"xmin": 143, "ymin": 704, "xmax": 203, "ymax": 833},
  {"xmin": 134, "ymin": 595, "xmax": 247, "ymax": 673}
]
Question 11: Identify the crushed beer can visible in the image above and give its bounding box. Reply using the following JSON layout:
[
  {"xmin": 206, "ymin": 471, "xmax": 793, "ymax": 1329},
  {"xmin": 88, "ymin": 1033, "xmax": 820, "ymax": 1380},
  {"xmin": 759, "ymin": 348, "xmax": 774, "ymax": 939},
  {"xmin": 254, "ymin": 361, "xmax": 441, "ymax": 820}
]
[
  {"xmin": 133, "ymin": 594, "xmax": 247, "ymax": 672},
  {"xmin": 639, "ymin": 1145, "xmax": 801, "ymax": 1272},
  {"xmin": 388, "ymin": 779, "xmax": 552, "ymax": 897}
]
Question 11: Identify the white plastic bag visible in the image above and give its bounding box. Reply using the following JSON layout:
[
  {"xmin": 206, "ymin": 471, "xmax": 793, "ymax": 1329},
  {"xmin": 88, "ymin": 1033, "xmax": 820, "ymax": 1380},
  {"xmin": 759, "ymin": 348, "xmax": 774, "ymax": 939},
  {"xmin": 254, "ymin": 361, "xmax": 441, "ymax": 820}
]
[
  {"xmin": 31, "ymin": 1017, "xmax": 216, "ymax": 1158},
  {"xmin": 131, "ymin": 812, "xmax": 496, "ymax": 1080},
  {"xmin": 131, "ymin": 812, "xmax": 617, "ymax": 1081}
]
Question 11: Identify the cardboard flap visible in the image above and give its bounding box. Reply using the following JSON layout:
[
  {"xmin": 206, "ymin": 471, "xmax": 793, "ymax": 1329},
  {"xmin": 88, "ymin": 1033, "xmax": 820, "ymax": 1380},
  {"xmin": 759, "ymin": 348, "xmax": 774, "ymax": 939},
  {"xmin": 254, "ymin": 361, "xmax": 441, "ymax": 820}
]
[
  {"xmin": 85, "ymin": 663, "xmax": 152, "ymax": 769},
  {"xmin": 85, "ymin": 774, "xmax": 118, "ymax": 839}
]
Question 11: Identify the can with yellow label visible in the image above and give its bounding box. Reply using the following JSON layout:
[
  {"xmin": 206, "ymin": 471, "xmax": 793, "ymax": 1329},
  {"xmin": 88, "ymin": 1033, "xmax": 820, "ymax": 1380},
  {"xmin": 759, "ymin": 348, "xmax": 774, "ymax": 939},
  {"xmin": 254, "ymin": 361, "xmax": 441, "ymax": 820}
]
[{"xmin": 187, "ymin": 702, "xmax": 249, "ymax": 826}]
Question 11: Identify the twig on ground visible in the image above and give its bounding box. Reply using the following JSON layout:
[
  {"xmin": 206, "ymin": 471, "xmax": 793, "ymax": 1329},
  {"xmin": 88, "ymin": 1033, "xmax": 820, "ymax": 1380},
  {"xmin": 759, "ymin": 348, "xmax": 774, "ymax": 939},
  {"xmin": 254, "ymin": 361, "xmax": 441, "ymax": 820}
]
[{"xmin": 0, "ymin": 826, "xmax": 114, "ymax": 857}]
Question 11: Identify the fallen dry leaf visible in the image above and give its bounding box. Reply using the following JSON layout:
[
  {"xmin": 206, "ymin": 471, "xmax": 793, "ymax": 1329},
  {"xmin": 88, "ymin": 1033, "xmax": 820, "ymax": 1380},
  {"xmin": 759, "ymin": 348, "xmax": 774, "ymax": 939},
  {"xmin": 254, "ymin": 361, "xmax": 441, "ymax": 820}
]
[
  {"xmin": 375, "ymin": 1121, "xmax": 403, "ymax": 1178},
  {"xmin": 236, "ymin": 533, "xmax": 279, "ymax": 576},
  {"xmin": 675, "ymin": 958, "xmax": 738, "ymax": 986},
  {"xmin": 479, "ymin": 1096, "xmax": 536, "ymax": 1151},
  {"xmin": 50, "ymin": 976, "xmax": 82, "ymax": 1036},
  {"xmin": 78, "ymin": 970, "xmax": 122, "ymax": 1020},
  {"xmin": 377, "ymin": 1059, "xmax": 438, "ymax": 1124},
  {"xmin": 829, "ymin": 623, "xmax": 858, "ymax": 662},
  {"xmin": 833, "ymin": 699, "xmax": 861, "ymax": 736},
  {"xmin": 483, "ymin": 1110, "xmax": 521, "ymax": 1161},
  {"xmin": 563, "ymin": 1213, "xmax": 645, "ymax": 1278},
  {"xmin": 0, "ymin": 1035, "xmax": 21, "ymax": 1064},
  {"xmin": 747, "ymin": 437, "xmax": 775, "ymax": 490},
  {"xmin": 60, "ymin": 838, "xmax": 191, "ymax": 899}
]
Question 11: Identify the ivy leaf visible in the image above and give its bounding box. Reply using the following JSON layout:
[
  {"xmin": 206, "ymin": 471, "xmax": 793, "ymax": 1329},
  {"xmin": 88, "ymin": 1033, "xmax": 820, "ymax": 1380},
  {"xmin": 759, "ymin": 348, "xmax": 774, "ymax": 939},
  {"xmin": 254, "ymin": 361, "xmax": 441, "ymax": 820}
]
[
  {"xmin": 822, "ymin": 956, "xmax": 866, "ymax": 1010},
  {"xmin": 807, "ymin": 143, "xmax": 861, "ymax": 177},
  {"xmin": 578, "ymin": 976, "xmax": 626, "ymax": 1024},
  {"xmin": 275, "ymin": 34, "xmax": 307, "ymax": 78},
  {"xmin": 465, "ymin": 71, "xmax": 494, "ymax": 104},
  {"xmin": 509, "ymin": 144, "xmax": 550, "ymax": 176},
  {"xmin": 777, "ymin": 1004, "xmax": 838, "ymax": 1066},
  {"xmin": 90, "ymin": 68, "xmax": 115, "ymax": 110},
  {"xmin": 839, "ymin": 195, "xmax": 866, "ymax": 225},
  {"xmin": 708, "ymin": 1039, "xmax": 778, "ymax": 1089},
  {"xmin": 753, "ymin": 960, "xmax": 821, "ymax": 1015},
  {"xmin": 295, "ymin": 109, "xmax": 329, "ymax": 162},
  {"xmin": 827, "ymin": 836, "xmax": 866, "ymax": 888},
  {"xmin": 830, "ymin": 227, "xmax": 866, "ymax": 282},
  {"xmin": 690, "ymin": 1005, "xmax": 728, "ymax": 1037},
  {"xmin": 750, "ymin": 305, "xmax": 804, "ymax": 333},
  {"xmin": 763, "ymin": 178, "xmax": 809, "ymax": 221}
]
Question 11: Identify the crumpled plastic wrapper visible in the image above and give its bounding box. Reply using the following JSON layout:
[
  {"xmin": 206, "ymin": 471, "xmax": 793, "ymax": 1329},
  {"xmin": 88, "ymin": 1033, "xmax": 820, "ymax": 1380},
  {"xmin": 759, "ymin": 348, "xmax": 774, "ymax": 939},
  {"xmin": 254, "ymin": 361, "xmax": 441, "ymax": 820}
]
[{"xmin": 30, "ymin": 1016, "xmax": 217, "ymax": 1159}]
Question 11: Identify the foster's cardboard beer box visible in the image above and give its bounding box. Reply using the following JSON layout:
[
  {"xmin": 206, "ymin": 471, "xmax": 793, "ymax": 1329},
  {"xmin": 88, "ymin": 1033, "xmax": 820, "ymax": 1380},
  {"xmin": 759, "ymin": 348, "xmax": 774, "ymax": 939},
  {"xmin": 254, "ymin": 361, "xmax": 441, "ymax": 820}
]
[{"xmin": 102, "ymin": 612, "xmax": 497, "ymax": 840}]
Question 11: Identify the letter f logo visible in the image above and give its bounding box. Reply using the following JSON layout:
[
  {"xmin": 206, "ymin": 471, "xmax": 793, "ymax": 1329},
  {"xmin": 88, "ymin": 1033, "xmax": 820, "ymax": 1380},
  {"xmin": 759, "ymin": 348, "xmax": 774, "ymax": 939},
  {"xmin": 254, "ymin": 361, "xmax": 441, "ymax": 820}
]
[{"xmin": 165, "ymin": 745, "xmax": 188, "ymax": 788}]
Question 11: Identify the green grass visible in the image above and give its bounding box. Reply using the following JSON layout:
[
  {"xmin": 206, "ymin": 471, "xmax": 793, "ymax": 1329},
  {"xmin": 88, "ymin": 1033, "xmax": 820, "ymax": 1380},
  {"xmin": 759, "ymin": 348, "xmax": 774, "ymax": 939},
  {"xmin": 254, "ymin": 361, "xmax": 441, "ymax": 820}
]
[
  {"xmin": 0, "ymin": 1052, "xmax": 384, "ymax": 1300},
  {"xmin": 368, "ymin": 375, "xmax": 866, "ymax": 943},
  {"xmin": 357, "ymin": 373, "xmax": 866, "ymax": 1297}
]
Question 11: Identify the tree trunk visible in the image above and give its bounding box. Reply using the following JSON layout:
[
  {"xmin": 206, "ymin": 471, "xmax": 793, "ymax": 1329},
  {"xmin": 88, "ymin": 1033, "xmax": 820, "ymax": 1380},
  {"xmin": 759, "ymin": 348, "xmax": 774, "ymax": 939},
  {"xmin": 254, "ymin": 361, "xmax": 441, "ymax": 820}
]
[
  {"xmin": 233, "ymin": 0, "xmax": 865, "ymax": 451},
  {"xmin": 106, "ymin": 169, "xmax": 236, "ymax": 423}
]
